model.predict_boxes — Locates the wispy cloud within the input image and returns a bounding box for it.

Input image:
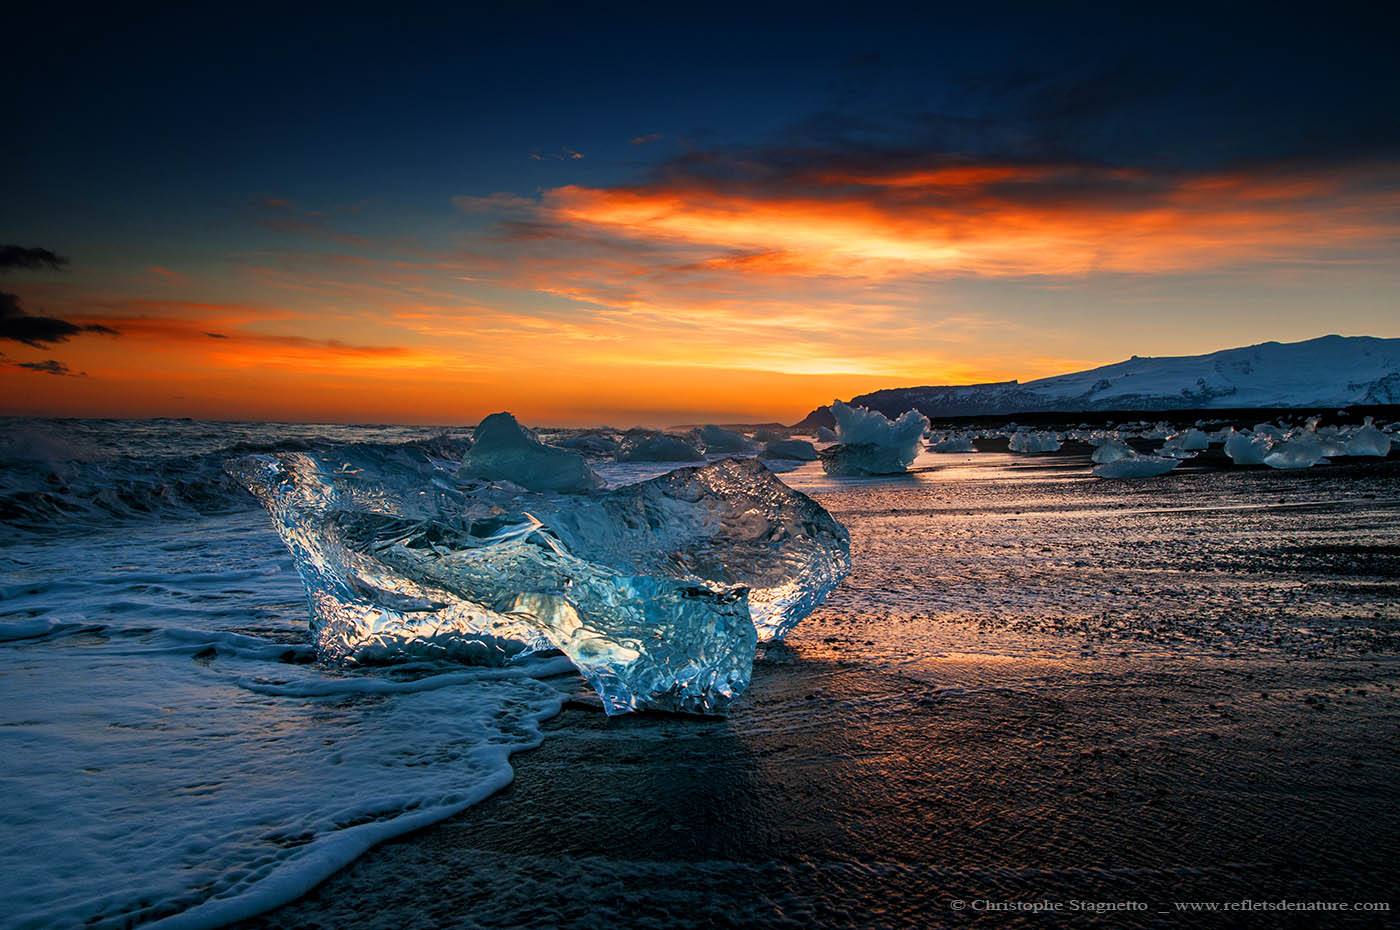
[0,246,68,272]
[0,292,119,347]
[14,358,82,376]
[529,147,585,161]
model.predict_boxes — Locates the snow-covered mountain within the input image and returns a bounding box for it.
[797,336,1400,425]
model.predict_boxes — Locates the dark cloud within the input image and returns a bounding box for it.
[16,359,81,376]
[0,291,119,347]
[0,245,69,272]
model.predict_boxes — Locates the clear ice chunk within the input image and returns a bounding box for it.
[1167,428,1210,451]
[554,430,622,457]
[1091,438,1135,463]
[1264,422,1327,470]
[462,412,602,492]
[227,449,849,714]
[761,438,818,460]
[699,425,760,453]
[1345,417,1392,457]
[1225,429,1272,465]
[821,401,928,475]
[617,429,706,462]
[928,434,975,453]
[1092,454,1180,478]
[1008,431,1062,453]
[819,443,912,476]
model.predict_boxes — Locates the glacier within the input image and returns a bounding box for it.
[227,446,849,715]
[820,401,930,476]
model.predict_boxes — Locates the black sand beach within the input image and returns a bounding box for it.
[237,452,1400,930]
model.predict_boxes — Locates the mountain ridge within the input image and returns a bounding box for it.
[794,335,1400,428]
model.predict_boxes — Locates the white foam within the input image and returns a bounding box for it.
[0,515,574,930]
[0,632,565,930]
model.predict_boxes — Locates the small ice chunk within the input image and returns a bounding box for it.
[555,430,621,456]
[818,444,909,476]
[617,429,706,462]
[1171,428,1210,451]
[761,438,818,460]
[1008,431,1062,454]
[751,428,788,443]
[1345,417,1392,457]
[1225,429,1272,465]
[462,412,602,492]
[928,434,975,453]
[1092,454,1180,478]
[1091,438,1135,463]
[699,425,760,453]
[1264,425,1327,470]
[819,401,929,476]
[816,426,837,442]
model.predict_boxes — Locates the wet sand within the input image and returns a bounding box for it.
[237,452,1400,929]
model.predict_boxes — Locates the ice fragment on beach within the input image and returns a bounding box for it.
[761,438,818,460]
[1168,428,1210,451]
[555,430,622,457]
[1225,429,1273,465]
[462,412,602,492]
[1345,417,1391,457]
[1264,422,1328,470]
[820,401,929,475]
[227,450,848,713]
[1092,454,1180,478]
[1091,438,1135,464]
[1008,431,1062,454]
[617,429,706,462]
[928,434,976,453]
[699,425,760,453]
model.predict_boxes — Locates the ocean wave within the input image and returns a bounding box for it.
[0,423,471,533]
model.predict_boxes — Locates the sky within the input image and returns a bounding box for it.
[3,3,1398,426]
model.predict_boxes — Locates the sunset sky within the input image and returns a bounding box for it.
[3,5,1398,426]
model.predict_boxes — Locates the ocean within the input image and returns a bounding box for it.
[2,419,1397,929]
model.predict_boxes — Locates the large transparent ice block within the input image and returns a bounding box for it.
[227,449,848,713]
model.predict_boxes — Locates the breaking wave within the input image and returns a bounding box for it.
[0,419,471,532]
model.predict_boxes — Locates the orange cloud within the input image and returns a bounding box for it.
[530,162,1400,280]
